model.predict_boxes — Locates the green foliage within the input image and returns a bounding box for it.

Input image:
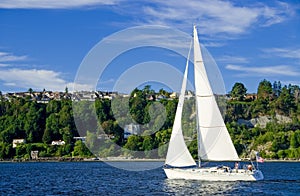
[72,140,92,157]
[230,82,247,101]
[0,81,300,160]
[257,79,273,101]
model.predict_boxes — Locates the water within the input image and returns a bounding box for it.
[1,161,300,195]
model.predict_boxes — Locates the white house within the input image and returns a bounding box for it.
[124,124,140,139]
[12,139,25,148]
[51,140,65,145]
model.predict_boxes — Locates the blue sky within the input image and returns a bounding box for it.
[0,0,299,93]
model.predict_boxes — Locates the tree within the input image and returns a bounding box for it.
[43,113,60,143]
[290,130,300,148]
[65,87,68,94]
[273,81,282,97]
[275,86,296,115]
[28,88,33,95]
[257,79,273,100]
[72,140,92,157]
[129,89,148,124]
[124,135,141,151]
[230,82,247,101]
[142,135,155,158]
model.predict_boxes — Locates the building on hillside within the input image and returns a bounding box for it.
[31,151,39,160]
[12,139,26,148]
[73,136,86,143]
[245,93,257,101]
[124,124,140,139]
[169,92,178,99]
[51,140,65,146]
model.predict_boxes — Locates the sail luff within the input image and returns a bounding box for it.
[193,26,240,161]
[165,41,196,167]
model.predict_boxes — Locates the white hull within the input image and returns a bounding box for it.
[164,167,264,181]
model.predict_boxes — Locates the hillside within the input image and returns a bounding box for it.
[0,80,299,160]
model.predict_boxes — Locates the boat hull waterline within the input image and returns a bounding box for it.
[164,167,264,181]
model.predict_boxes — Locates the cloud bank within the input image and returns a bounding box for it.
[0,0,294,37]
[0,0,119,9]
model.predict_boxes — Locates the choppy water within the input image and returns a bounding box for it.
[0,161,299,195]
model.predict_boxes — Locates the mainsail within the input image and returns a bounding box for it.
[165,42,196,167]
[193,26,240,161]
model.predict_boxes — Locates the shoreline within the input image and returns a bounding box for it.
[0,157,299,163]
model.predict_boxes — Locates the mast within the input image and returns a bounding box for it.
[193,26,202,167]
[196,90,201,167]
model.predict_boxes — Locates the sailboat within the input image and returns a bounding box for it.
[163,26,264,181]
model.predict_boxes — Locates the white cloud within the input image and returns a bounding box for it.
[0,52,27,62]
[0,0,293,38]
[67,82,94,92]
[0,68,90,91]
[137,0,293,36]
[0,63,11,67]
[259,1,295,27]
[0,50,94,92]
[226,64,300,77]
[217,55,249,64]
[262,48,300,60]
[0,0,119,9]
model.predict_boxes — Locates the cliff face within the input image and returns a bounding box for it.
[238,114,292,128]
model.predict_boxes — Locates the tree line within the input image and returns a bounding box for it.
[0,80,299,160]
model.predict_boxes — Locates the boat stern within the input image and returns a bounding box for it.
[253,170,264,181]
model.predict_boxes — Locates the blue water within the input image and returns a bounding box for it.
[1,161,300,195]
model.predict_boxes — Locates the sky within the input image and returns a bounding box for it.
[0,0,299,93]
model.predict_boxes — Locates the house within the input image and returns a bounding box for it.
[169,92,178,99]
[124,124,140,139]
[31,151,39,159]
[97,134,115,140]
[12,139,25,148]
[245,93,257,101]
[73,136,86,143]
[51,140,65,145]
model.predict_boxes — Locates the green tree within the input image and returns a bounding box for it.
[124,135,141,151]
[230,82,247,101]
[72,140,92,157]
[275,86,296,115]
[129,89,148,124]
[43,113,60,143]
[142,135,155,158]
[257,79,273,101]
[28,88,33,95]
[290,130,300,148]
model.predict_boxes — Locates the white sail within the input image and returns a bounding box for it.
[165,43,196,167]
[164,26,263,181]
[193,26,240,161]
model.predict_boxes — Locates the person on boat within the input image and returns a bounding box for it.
[247,164,253,172]
[224,167,229,172]
[234,162,239,172]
